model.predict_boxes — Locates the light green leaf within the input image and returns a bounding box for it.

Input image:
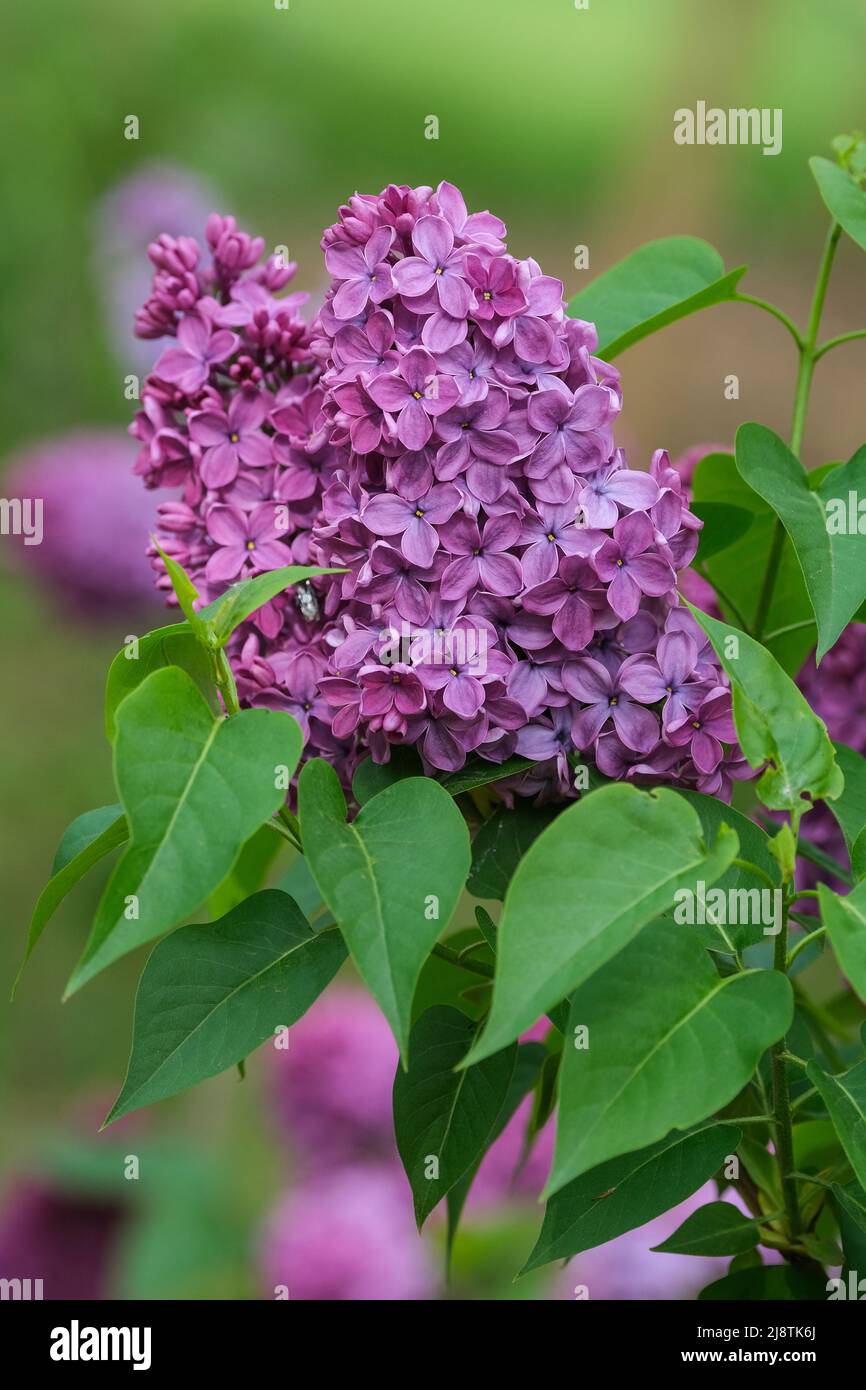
[819,882,866,1003]
[522,1123,740,1271]
[673,791,780,953]
[651,1200,759,1256]
[152,540,209,638]
[811,156,866,254]
[105,890,345,1124]
[198,566,338,645]
[392,1006,517,1227]
[567,236,746,358]
[464,784,739,1066]
[15,807,127,992]
[67,667,302,994]
[807,1049,866,1190]
[691,452,815,677]
[298,760,471,1060]
[104,623,218,743]
[826,743,866,857]
[734,424,866,661]
[686,603,843,811]
[467,802,559,900]
[548,918,793,1193]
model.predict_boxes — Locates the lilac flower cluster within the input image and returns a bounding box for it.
[130,214,357,778]
[133,186,748,799]
[308,184,746,798]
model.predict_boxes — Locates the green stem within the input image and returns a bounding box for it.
[735,293,803,348]
[432,942,494,980]
[687,570,749,632]
[215,648,241,716]
[753,221,842,640]
[770,891,802,1239]
[814,328,866,361]
[761,618,816,643]
[787,924,826,966]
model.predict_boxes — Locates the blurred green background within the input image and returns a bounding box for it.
[1,0,865,1297]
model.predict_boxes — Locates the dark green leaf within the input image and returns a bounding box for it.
[832,1181,866,1273]
[438,754,534,796]
[474,906,498,951]
[698,1265,828,1300]
[104,623,218,742]
[464,784,738,1065]
[567,236,746,358]
[691,502,753,561]
[651,1200,758,1256]
[299,760,471,1060]
[467,802,559,900]
[67,667,302,994]
[351,748,423,805]
[15,807,127,991]
[106,890,346,1123]
[393,1006,517,1227]
[735,424,866,661]
[548,918,793,1192]
[522,1123,740,1271]
[686,603,843,811]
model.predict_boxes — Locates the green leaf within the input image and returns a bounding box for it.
[674,790,780,953]
[853,827,866,882]
[392,1006,517,1227]
[522,1123,740,1271]
[567,236,746,358]
[15,807,128,992]
[464,784,739,1065]
[67,667,302,994]
[698,1265,828,1300]
[686,603,843,811]
[298,760,471,1060]
[351,748,423,805]
[275,854,325,921]
[446,1041,546,1256]
[152,540,209,639]
[811,156,866,254]
[827,743,866,856]
[208,824,284,919]
[104,623,219,743]
[105,890,345,1124]
[651,1200,758,1256]
[807,1050,866,1190]
[548,918,793,1193]
[473,906,498,951]
[735,424,866,661]
[832,1181,866,1273]
[691,502,753,562]
[467,802,559,900]
[691,452,816,676]
[438,754,534,796]
[818,881,866,1003]
[198,566,338,646]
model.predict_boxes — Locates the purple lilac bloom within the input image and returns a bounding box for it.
[0,1182,126,1301]
[3,431,165,619]
[131,190,748,802]
[258,1166,437,1301]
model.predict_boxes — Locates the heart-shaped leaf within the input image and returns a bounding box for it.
[105,623,218,742]
[393,1006,517,1227]
[105,890,345,1124]
[522,1122,740,1271]
[464,784,738,1066]
[548,918,793,1193]
[467,802,560,900]
[567,236,746,358]
[67,667,302,994]
[811,156,866,254]
[298,760,471,1060]
[735,423,866,661]
[686,604,843,811]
